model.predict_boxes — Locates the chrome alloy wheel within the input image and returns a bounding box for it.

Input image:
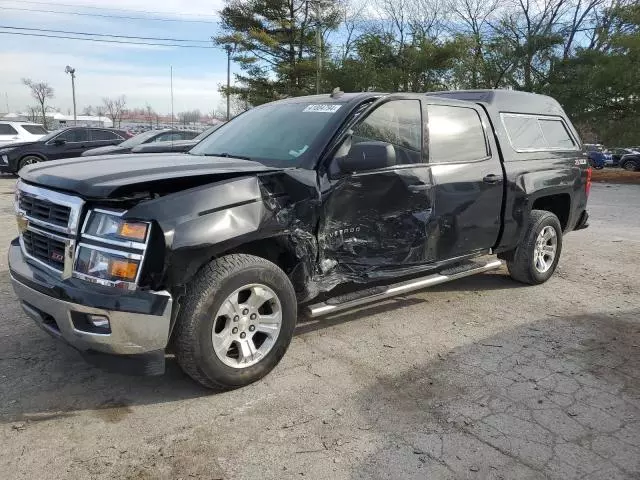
[211,284,283,368]
[533,226,558,273]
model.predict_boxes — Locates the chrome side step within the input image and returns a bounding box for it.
[306,259,503,318]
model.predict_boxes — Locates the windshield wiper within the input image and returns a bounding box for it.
[199,152,252,161]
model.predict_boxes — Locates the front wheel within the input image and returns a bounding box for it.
[174,254,297,390]
[507,210,563,285]
[18,155,42,171]
[622,159,639,171]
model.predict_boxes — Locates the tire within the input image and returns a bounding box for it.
[621,159,639,172]
[18,155,42,171]
[174,254,297,390]
[507,210,563,285]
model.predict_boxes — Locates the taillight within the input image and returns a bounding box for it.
[586,167,592,197]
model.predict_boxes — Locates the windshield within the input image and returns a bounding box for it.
[190,101,345,166]
[119,130,161,147]
[193,124,223,142]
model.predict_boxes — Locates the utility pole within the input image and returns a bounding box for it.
[170,65,174,129]
[4,92,8,113]
[65,66,77,125]
[315,1,322,94]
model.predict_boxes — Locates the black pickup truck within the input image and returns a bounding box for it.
[9,90,590,389]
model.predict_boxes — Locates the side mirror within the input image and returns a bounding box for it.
[53,138,66,146]
[338,141,396,173]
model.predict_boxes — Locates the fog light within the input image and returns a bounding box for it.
[88,315,110,329]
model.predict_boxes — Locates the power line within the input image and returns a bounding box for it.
[1,6,219,24]
[0,25,212,43]
[0,0,219,19]
[0,30,221,49]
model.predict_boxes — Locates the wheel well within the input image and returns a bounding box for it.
[223,238,296,270]
[531,194,571,230]
[19,153,46,164]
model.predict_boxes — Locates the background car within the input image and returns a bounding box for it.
[584,144,609,169]
[130,124,224,154]
[619,150,640,171]
[0,121,48,144]
[0,126,130,173]
[607,148,638,166]
[81,129,199,157]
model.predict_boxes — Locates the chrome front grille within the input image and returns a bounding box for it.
[19,194,71,228]
[22,229,67,270]
[15,181,85,278]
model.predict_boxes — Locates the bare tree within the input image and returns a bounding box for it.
[102,96,127,128]
[21,78,54,129]
[82,105,94,116]
[25,106,41,123]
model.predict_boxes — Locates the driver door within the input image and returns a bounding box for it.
[318,96,437,278]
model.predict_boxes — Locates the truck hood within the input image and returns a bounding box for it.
[19,153,280,198]
[81,145,129,156]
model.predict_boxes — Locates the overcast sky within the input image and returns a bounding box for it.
[1,0,231,115]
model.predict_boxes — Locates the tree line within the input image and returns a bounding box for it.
[216,0,639,145]
[20,82,216,130]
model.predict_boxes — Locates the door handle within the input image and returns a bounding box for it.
[408,183,430,192]
[483,174,502,184]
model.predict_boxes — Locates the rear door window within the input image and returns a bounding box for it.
[20,125,47,135]
[0,124,18,135]
[90,129,121,141]
[427,105,488,163]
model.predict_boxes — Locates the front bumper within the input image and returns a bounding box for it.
[9,240,173,372]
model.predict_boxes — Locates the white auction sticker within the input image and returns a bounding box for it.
[303,104,342,113]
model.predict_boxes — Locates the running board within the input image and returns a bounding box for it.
[306,259,503,318]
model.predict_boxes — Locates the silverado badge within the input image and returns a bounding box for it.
[16,214,28,234]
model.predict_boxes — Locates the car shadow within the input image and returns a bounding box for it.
[0,271,525,424]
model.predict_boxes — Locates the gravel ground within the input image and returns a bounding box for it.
[0,177,638,480]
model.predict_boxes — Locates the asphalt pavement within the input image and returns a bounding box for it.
[0,177,638,479]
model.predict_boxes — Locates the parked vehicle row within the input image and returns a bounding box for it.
[585,144,640,171]
[9,89,591,390]
[0,127,201,173]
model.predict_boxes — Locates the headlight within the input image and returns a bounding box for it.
[74,246,142,287]
[83,210,149,243]
[73,209,151,290]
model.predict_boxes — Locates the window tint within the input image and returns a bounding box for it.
[181,131,199,140]
[428,105,488,163]
[539,119,575,149]
[155,132,182,142]
[90,129,120,141]
[21,125,47,135]
[352,100,422,164]
[55,128,89,142]
[502,114,576,151]
[0,124,18,135]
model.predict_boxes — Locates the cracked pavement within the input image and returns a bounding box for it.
[0,178,638,479]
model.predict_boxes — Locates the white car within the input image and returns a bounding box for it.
[0,121,48,144]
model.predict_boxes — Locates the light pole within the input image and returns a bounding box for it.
[65,65,77,125]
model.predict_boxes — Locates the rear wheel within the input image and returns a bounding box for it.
[507,210,563,285]
[18,155,41,171]
[174,254,297,390]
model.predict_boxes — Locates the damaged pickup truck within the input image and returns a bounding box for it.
[9,89,590,389]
